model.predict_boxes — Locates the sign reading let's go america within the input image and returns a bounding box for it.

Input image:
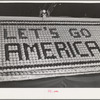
[1,17,100,81]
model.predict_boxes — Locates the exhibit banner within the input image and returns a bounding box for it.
[0,17,100,81]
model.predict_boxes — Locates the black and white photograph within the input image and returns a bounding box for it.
[1,1,100,88]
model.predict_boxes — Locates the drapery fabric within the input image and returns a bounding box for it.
[0,74,100,87]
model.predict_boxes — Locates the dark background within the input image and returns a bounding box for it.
[0,3,100,18]
[0,3,100,87]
